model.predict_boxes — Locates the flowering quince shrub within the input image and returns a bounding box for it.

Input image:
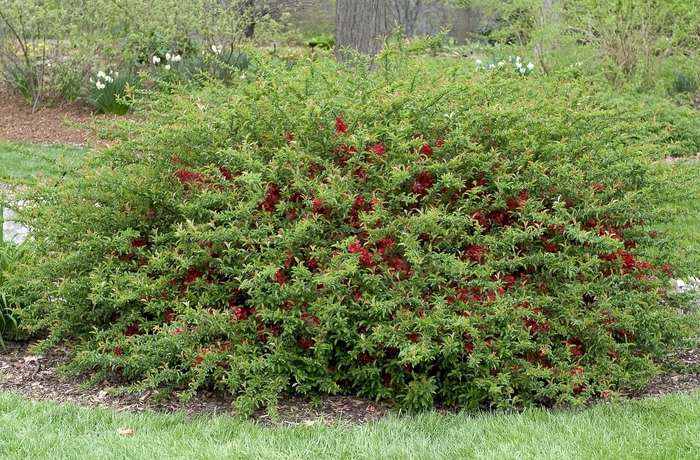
[7,41,697,415]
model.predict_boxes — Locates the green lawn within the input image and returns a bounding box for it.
[0,141,89,184]
[0,390,698,459]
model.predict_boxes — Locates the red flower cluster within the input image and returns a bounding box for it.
[368,143,385,156]
[335,117,348,134]
[297,336,315,349]
[175,169,205,183]
[418,143,432,158]
[412,171,434,196]
[261,183,282,212]
[349,240,375,267]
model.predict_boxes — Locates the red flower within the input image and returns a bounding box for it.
[369,143,385,156]
[123,324,141,336]
[335,117,348,134]
[274,269,288,285]
[231,307,249,320]
[261,183,282,212]
[183,268,202,284]
[567,337,585,356]
[601,389,611,399]
[418,143,432,158]
[406,333,419,342]
[353,167,366,180]
[131,238,150,249]
[284,131,294,142]
[312,198,324,212]
[464,342,475,354]
[301,313,321,326]
[436,138,445,148]
[113,347,123,356]
[164,308,176,323]
[175,169,205,183]
[219,167,232,180]
[305,258,320,271]
[463,245,485,263]
[387,255,411,279]
[572,367,584,376]
[411,171,434,196]
[298,336,315,349]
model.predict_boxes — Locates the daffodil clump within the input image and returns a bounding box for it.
[85,68,138,115]
[475,56,536,76]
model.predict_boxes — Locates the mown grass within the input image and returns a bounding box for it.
[649,160,700,277]
[0,141,88,184]
[0,390,699,459]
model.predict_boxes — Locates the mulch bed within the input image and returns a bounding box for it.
[0,340,392,426]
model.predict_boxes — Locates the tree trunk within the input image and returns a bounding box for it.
[335,0,389,62]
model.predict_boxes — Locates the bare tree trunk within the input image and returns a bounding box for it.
[389,0,423,37]
[335,0,389,62]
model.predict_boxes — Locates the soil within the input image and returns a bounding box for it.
[1,82,700,426]
[0,84,96,146]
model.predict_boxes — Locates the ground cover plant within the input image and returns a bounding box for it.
[6,39,699,416]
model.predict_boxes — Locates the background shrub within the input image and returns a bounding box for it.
[7,42,696,415]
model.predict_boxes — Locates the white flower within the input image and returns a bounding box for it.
[211,44,222,54]
[166,52,171,61]
[152,55,161,65]
[515,56,521,62]
[104,75,113,83]
[475,59,482,65]
[96,81,105,90]
[489,63,495,69]
[165,64,171,70]
[526,62,535,71]
[519,67,526,74]
[97,71,106,78]
[172,54,181,62]
[115,71,119,76]
[498,61,505,66]
[575,61,583,67]
[516,61,522,68]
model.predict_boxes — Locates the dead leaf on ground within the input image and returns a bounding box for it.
[116,428,134,436]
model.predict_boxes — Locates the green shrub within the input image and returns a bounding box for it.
[8,43,696,415]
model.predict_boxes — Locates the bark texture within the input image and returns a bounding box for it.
[335,0,389,62]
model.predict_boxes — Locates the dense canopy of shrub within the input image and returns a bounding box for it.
[8,44,695,415]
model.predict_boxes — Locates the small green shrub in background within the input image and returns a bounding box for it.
[85,68,138,115]
[7,40,698,416]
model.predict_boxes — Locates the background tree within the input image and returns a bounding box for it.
[335,0,390,61]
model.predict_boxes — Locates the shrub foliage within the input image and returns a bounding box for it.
[8,45,694,415]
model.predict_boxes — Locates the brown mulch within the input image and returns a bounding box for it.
[2,81,700,426]
[0,85,95,145]
[0,340,392,425]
